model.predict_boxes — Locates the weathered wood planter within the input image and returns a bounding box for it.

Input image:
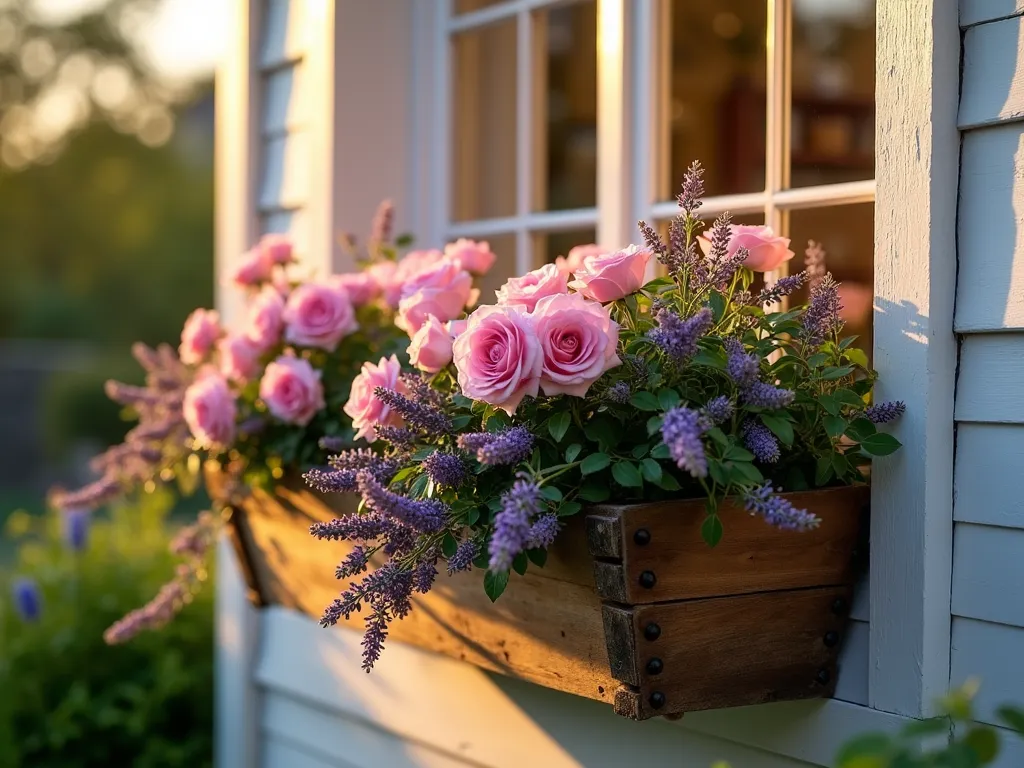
[211,467,867,721]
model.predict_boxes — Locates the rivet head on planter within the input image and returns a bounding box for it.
[633,528,651,546]
[646,657,664,675]
[816,669,831,685]
[649,692,666,709]
[823,631,840,648]
[639,570,657,589]
[644,622,661,641]
[831,597,848,616]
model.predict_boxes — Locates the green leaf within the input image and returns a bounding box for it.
[964,726,1000,763]
[412,447,436,461]
[845,417,877,442]
[653,472,681,491]
[706,426,730,446]
[467,507,481,526]
[725,445,755,462]
[997,706,1024,734]
[821,365,855,381]
[760,414,794,446]
[708,459,727,486]
[409,474,429,498]
[557,501,583,517]
[527,548,548,567]
[578,483,609,503]
[441,533,458,558]
[658,388,681,411]
[815,456,835,486]
[612,461,643,488]
[547,412,571,442]
[844,347,870,369]
[631,443,650,459]
[640,458,663,483]
[390,466,418,484]
[835,388,866,408]
[808,352,830,368]
[818,393,840,415]
[834,733,892,767]
[642,276,674,292]
[565,443,583,463]
[900,716,949,738]
[650,443,671,460]
[584,416,621,450]
[730,461,764,485]
[451,414,473,430]
[581,452,611,475]
[709,291,727,323]
[540,485,563,502]
[824,414,848,439]
[693,348,726,369]
[860,433,902,457]
[483,569,510,602]
[512,552,529,576]
[630,391,661,411]
[701,515,724,547]
[646,415,664,437]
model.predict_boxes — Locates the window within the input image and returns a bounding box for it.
[437,0,875,348]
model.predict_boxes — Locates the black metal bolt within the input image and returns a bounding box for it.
[823,631,840,648]
[644,622,661,641]
[815,668,831,685]
[646,657,664,675]
[831,597,848,616]
[649,692,666,709]
[639,570,657,589]
[633,528,651,546]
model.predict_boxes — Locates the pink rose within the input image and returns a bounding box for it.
[495,263,568,312]
[408,315,454,374]
[555,244,606,277]
[444,238,496,275]
[283,282,357,351]
[568,245,652,303]
[259,355,325,426]
[453,304,542,415]
[343,355,409,442]
[179,309,222,365]
[258,233,294,266]
[447,318,467,337]
[183,372,237,449]
[244,286,286,352]
[329,272,378,306]
[532,293,621,397]
[232,250,274,287]
[379,249,446,307]
[838,281,874,324]
[698,225,795,273]
[396,258,474,333]
[366,261,397,304]
[218,333,261,382]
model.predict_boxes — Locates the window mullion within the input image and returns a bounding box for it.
[434,0,453,246]
[631,0,657,237]
[515,7,533,275]
[596,0,632,249]
[765,0,792,298]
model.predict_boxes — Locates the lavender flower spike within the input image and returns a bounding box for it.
[489,478,544,571]
[661,407,709,478]
[742,420,781,464]
[756,272,807,306]
[373,387,453,434]
[422,451,467,489]
[525,514,560,550]
[725,339,759,387]
[458,426,534,467]
[677,160,706,215]
[802,273,843,344]
[743,484,820,532]
[648,307,714,362]
[702,396,734,426]
[447,539,479,574]
[356,470,447,533]
[741,381,796,410]
[63,508,90,552]
[606,381,631,404]
[865,401,906,424]
[12,577,42,622]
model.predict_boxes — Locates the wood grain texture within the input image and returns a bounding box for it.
[955,335,1024,423]
[951,523,1024,626]
[588,487,867,604]
[960,17,1024,128]
[954,424,1024,527]
[950,618,1024,727]
[962,0,1024,26]
[955,125,1024,332]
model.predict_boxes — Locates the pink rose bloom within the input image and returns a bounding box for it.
[379,249,446,307]
[179,309,222,365]
[408,315,454,374]
[555,244,606,277]
[495,263,568,312]
[244,285,286,352]
[444,238,496,276]
[698,224,795,273]
[283,282,357,351]
[218,333,261,382]
[838,281,874,324]
[453,304,542,415]
[259,355,325,426]
[258,233,294,266]
[396,258,474,333]
[343,355,409,442]
[366,261,397,304]
[329,272,378,306]
[183,372,237,449]
[447,318,468,337]
[568,245,652,303]
[232,250,274,287]
[532,293,621,397]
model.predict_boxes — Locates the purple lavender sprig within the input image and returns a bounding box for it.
[756,272,808,306]
[702,396,734,426]
[305,450,401,494]
[661,407,710,478]
[677,160,705,215]
[741,381,796,409]
[12,578,41,623]
[865,401,906,424]
[742,420,781,464]
[369,198,394,247]
[374,387,452,434]
[458,426,534,467]
[422,451,467,489]
[62,508,90,552]
[489,478,544,571]
[803,273,843,344]
[725,339,759,387]
[606,381,632,404]
[447,539,479,574]
[104,575,190,643]
[648,307,714,362]
[742,484,820,531]
[310,513,389,542]
[525,514,560,550]
[356,470,446,533]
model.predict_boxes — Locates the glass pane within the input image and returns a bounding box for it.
[474,233,519,303]
[532,228,598,269]
[789,0,875,187]
[787,204,875,357]
[452,21,518,221]
[663,0,767,199]
[534,2,597,211]
[455,0,511,14]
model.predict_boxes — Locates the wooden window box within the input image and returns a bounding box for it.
[210,467,867,720]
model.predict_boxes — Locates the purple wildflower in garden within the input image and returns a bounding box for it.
[742,420,781,464]
[447,539,479,574]
[756,272,808,306]
[52,473,121,513]
[369,198,394,247]
[639,219,668,262]
[742,484,820,532]
[374,387,452,434]
[375,425,416,447]
[412,560,438,594]
[422,451,466,489]
[62,508,90,552]
[661,407,709,478]
[489,478,544,571]
[104,577,189,643]
[458,426,534,467]
[335,562,416,670]
[741,381,796,409]
[305,450,400,494]
[802,274,843,344]
[169,511,215,559]
[356,470,446,533]
[310,513,388,543]
[318,435,348,453]
[304,467,362,493]
[702,396,734,426]
[648,307,714,362]
[677,160,705,215]
[606,381,632,404]
[525,514,560,550]
[725,339,759,386]
[865,401,906,424]
[336,546,371,579]
[12,577,41,623]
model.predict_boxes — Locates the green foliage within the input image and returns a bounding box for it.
[0,490,214,768]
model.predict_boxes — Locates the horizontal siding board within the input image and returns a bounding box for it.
[954,335,1024,423]
[835,619,869,706]
[960,17,1024,128]
[262,63,307,137]
[263,734,355,768]
[259,132,309,211]
[961,0,1024,26]
[952,524,1024,626]
[951,618,1024,726]
[955,424,1024,527]
[955,125,1024,331]
[260,0,308,70]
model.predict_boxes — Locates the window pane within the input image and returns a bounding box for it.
[452,21,518,221]
[789,1,875,188]
[532,228,598,268]
[787,204,874,357]
[474,233,518,302]
[534,2,597,212]
[455,0,511,14]
[663,0,767,199]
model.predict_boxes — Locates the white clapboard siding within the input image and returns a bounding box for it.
[261,0,308,70]
[960,16,1024,128]
[258,132,310,212]
[955,124,1024,332]
[954,424,1024,527]
[262,62,308,137]
[951,618,1024,726]
[961,0,1024,27]
[954,335,1024,423]
[952,524,1024,626]
[835,620,869,706]
[263,735,353,768]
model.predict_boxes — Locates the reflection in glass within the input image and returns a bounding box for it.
[663,0,767,198]
[452,21,517,221]
[532,229,598,269]
[536,2,597,211]
[472,233,518,302]
[790,0,875,187]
